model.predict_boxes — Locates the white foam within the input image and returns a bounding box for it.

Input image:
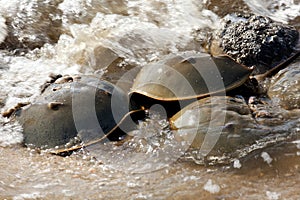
[245,0,300,23]
[0,56,80,112]
[173,110,199,128]
[13,192,44,200]
[203,179,220,194]
[50,0,222,68]
[0,0,19,17]
[266,191,281,200]
[0,15,6,44]
[292,140,300,149]
[233,159,242,169]
[0,117,23,147]
[261,152,273,165]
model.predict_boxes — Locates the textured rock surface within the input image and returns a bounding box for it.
[0,0,63,52]
[219,13,299,74]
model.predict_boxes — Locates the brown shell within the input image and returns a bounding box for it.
[130,53,253,101]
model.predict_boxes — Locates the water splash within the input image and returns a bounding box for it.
[0,55,80,112]
[0,116,23,147]
[245,0,300,24]
[31,0,221,70]
[0,15,7,44]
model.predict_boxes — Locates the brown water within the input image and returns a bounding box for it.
[0,0,300,199]
[0,140,300,199]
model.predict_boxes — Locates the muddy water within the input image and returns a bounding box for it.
[0,0,300,199]
[0,140,300,199]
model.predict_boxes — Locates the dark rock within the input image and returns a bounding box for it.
[219,13,299,74]
[0,0,63,53]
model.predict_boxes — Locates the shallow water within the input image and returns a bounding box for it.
[0,0,300,199]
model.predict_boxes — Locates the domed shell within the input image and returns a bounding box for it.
[130,53,253,101]
[15,75,134,149]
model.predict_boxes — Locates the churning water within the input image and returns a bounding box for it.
[0,0,299,199]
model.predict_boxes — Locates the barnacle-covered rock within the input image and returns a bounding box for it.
[219,13,299,74]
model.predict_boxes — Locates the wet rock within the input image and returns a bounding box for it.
[268,59,300,110]
[58,0,128,25]
[170,96,267,156]
[91,45,137,87]
[91,46,123,71]
[14,75,133,149]
[0,0,63,53]
[219,13,299,74]
[248,96,300,126]
[204,0,250,18]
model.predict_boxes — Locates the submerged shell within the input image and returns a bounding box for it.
[169,96,279,161]
[268,59,300,110]
[130,53,252,101]
[15,75,134,149]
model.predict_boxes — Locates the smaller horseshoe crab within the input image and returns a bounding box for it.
[129,53,253,117]
[131,54,252,100]
[10,75,143,150]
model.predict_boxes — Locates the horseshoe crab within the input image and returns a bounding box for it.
[129,53,255,119]
[5,13,299,160]
[11,75,143,150]
[129,50,299,117]
[12,53,256,153]
[130,13,299,116]
[126,14,300,162]
[127,51,299,163]
[130,54,252,101]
